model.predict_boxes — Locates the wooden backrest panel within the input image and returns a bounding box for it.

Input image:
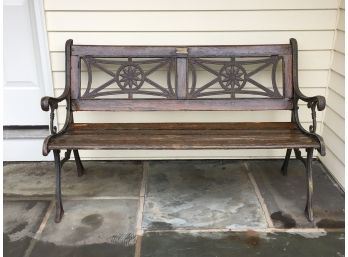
[69,42,294,111]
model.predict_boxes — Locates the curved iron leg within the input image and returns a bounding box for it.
[305,148,314,222]
[73,149,84,177]
[281,148,292,176]
[53,150,64,223]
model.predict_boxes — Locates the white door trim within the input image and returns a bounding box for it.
[29,0,53,98]
[3,0,54,160]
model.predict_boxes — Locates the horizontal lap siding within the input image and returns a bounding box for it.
[43,0,338,160]
[320,1,345,188]
[45,11,337,31]
[44,0,338,10]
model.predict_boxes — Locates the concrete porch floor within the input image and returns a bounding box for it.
[3,159,345,257]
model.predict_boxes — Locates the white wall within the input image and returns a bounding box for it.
[43,0,341,161]
[320,0,345,188]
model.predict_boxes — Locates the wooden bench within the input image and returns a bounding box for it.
[41,38,326,223]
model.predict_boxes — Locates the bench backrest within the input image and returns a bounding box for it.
[66,40,296,112]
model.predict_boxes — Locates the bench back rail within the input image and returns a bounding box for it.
[68,43,293,111]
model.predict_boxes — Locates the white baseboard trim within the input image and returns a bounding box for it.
[4,138,53,161]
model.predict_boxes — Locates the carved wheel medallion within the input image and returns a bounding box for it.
[218,63,247,91]
[116,64,145,90]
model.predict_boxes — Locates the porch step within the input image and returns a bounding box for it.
[3,126,49,140]
[4,126,52,161]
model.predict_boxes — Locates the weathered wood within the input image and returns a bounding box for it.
[176,57,188,99]
[70,43,293,102]
[72,45,177,57]
[48,122,319,151]
[69,122,298,130]
[72,44,291,57]
[72,99,293,111]
[283,54,293,98]
[70,56,81,99]
[188,45,291,57]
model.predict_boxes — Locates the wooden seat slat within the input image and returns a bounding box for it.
[48,122,319,150]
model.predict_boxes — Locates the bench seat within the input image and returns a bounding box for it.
[48,122,320,150]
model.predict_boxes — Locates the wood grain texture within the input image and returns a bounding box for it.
[48,122,320,150]
[71,99,293,111]
[72,45,291,57]
[70,56,80,99]
[176,57,188,99]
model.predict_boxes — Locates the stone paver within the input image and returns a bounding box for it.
[29,199,138,257]
[4,200,50,257]
[141,231,345,257]
[4,161,143,197]
[143,160,267,230]
[3,160,345,257]
[248,160,345,228]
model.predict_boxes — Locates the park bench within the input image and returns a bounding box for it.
[41,39,325,223]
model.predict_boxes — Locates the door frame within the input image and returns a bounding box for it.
[29,0,54,100]
[3,0,54,161]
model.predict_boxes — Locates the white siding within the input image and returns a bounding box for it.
[320,1,345,188]
[43,0,341,161]
[44,0,338,10]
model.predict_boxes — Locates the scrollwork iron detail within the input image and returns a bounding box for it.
[218,63,247,91]
[81,57,176,99]
[188,56,283,99]
[290,38,326,156]
[115,63,145,91]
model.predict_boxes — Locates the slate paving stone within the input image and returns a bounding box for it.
[29,199,138,257]
[247,159,345,228]
[3,160,345,257]
[3,200,50,257]
[4,161,143,197]
[141,231,345,257]
[143,160,267,230]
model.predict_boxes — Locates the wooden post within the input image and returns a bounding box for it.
[176,47,188,99]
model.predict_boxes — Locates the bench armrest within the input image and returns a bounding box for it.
[294,91,326,111]
[290,38,326,156]
[293,93,326,156]
[41,94,68,112]
[294,86,326,131]
[42,40,74,155]
[41,93,72,156]
[41,87,71,132]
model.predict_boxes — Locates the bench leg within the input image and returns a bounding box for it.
[281,148,292,176]
[294,148,306,166]
[305,148,314,222]
[73,149,84,177]
[53,150,64,223]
